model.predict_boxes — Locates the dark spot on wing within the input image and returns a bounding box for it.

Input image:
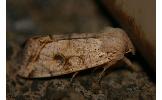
[63,57,72,71]
[53,53,65,65]
[28,69,35,78]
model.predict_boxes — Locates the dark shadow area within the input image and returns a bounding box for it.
[127,51,156,83]
[95,0,156,83]
[94,0,120,27]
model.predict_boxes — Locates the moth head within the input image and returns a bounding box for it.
[110,27,135,55]
[125,37,135,55]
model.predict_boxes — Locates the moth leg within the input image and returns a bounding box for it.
[98,65,111,83]
[123,57,136,71]
[70,72,79,83]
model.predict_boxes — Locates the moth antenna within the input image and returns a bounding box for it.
[70,72,79,83]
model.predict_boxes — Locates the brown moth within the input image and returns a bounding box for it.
[18,27,135,79]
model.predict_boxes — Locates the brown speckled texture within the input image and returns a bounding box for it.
[7,0,155,100]
[18,28,135,78]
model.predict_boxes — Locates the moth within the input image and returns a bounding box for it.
[18,27,135,81]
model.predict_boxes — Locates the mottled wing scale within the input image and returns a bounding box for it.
[18,27,135,78]
[27,37,109,77]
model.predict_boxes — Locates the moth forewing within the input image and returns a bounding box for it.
[18,27,135,78]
